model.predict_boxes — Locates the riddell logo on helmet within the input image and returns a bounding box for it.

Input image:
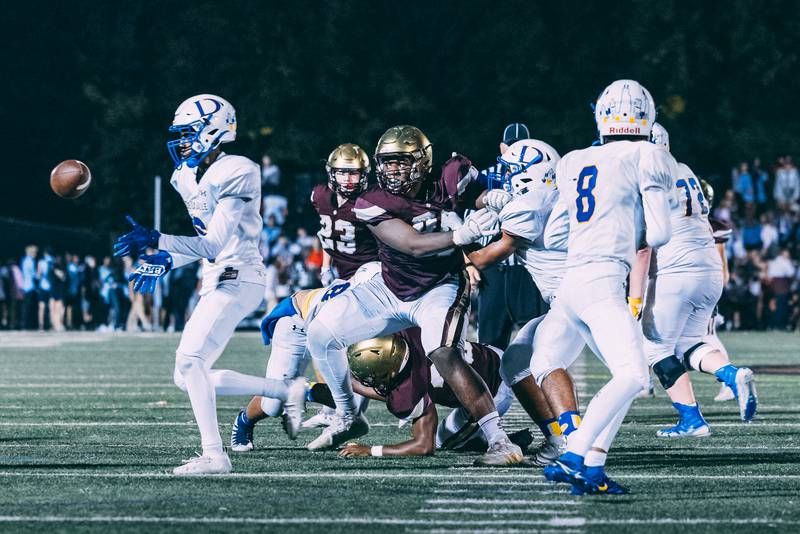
[608,125,642,135]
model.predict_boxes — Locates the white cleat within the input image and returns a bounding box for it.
[473,437,524,467]
[307,413,370,451]
[530,435,567,467]
[734,368,758,422]
[281,378,307,440]
[714,383,735,402]
[302,409,337,429]
[172,453,232,476]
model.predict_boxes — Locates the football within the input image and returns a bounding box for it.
[50,159,92,199]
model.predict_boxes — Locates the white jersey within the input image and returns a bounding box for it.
[557,140,677,271]
[161,153,264,293]
[651,162,721,276]
[294,261,382,325]
[498,188,568,302]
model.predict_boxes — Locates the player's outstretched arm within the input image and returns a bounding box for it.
[467,231,523,270]
[158,197,246,259]
[339,402,438,458]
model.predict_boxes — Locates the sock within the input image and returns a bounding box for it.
[209,369,288,400]
[238,411,252,427]
[478,411,507,446]
[559,451,584,470]
[714,364,739,391]
[584,449,607,467]
[584,464,606,482]
[306,382,318,402]
[558,411,581,437]
[537,417,560,439]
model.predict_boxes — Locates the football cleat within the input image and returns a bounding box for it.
[230,410,254,452]
[714,383,735,402]
[172,453,232,476]
[543,453,585,487]
[734,368,758,422]
[656,419,711,438]
[281,377,308,440]
[302,408,337,429]
[307,413,370,451]
[473,437,524,467]
[529,434,567,467]
[572,468,629,496]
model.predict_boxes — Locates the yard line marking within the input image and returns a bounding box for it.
[425,498,578,506]
[431,489,567,495]
[419,508,578,516]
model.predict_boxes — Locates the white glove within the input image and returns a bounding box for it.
[440,210,464,231]
[320,269,335,286]
[484,189,512,212]
[452,208,500,246]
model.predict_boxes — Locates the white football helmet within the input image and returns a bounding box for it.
[650,122,670,151]
[167,94,237,168]
[498,139,560,196]
[594,79,656,140]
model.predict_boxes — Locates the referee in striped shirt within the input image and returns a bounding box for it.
[473,123,547,350]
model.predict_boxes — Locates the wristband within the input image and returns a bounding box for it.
[370,445,384,457]
[464,262,474,268]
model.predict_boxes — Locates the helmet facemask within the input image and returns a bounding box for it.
[376,154,426,196]
[167,94,236,169]
[328,167,369,199]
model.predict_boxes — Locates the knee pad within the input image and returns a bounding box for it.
[306,320,345,362]
[652,355,687,390]
[681,342,718,372]
[260,397,283,418]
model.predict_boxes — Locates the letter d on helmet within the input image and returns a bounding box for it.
[167,94,237,169]
[594,79,656,140]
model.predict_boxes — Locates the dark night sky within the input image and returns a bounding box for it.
[3,0,800,240]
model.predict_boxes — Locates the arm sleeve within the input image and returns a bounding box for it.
[639,146,675,248]
[158,197,247,259]
[170,252,200,269]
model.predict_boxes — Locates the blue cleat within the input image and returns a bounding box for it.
[657,402,711,438]
[231,410,255,452]
[734,368,758,422]
[543,452,586,488]
[572,466,629,495]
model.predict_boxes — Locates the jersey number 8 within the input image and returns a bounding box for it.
[318,215,356,254]
[576,165,598,223]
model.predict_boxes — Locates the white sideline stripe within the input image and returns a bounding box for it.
[1,471,797,481]
[426,498,578,506]
[419,508,577,516]
[0,516,797,527]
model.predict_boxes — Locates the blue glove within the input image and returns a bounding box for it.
[260,296,299,345]
[114,216,161,257]
[129,251,172,294]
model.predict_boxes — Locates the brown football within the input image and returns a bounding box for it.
[50,160,92,199]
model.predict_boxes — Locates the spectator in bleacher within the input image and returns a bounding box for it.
[20,245,38,330]
[5,258,23,329]
[49,254,66,332]
[734,162,755,206]
[752,157,769,211]
[36,247,54,331]
[65,254,82,330]
[82,255,103,330]
[261,154,281,190]
[774,156,800,210]
[260,215,282,260]
[760,213,779,253]
[766,248,796,330]
[741,210,763,251]
[125,255,152,332]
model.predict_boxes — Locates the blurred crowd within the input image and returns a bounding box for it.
[715,155,800,331]
[2,153,799,333]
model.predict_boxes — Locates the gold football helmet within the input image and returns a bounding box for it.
[374,125,432,196]
[700,178,714,206]
[326,143,371,198]
[347,334,410,396]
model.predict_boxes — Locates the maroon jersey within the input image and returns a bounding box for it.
[709,217,733,244]
[310,184,378,279]
[353,155,483,301]
[385,328,502,419]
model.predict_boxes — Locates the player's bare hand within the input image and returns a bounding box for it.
[465,264,481,289]
[339,443,372,457]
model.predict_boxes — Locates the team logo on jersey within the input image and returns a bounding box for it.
[192,216,208,236]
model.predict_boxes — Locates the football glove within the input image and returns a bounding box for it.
[129,251,172,294]
[440,210,464,232]
[113,215,161,257]
[452,208,499,246]
[628,297,643,320]
[484,189,512,212]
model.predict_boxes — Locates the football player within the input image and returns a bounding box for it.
[305,125,525,465]
[466,138,583,466]
[627,123,757,437]
[540,80,676,494]
[230,143,379,442]
[113,95,305,475]
[333,333,521,458]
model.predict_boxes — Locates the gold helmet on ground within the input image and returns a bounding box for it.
[326,143,371,198]
[347,334,410,396]
[374,125,433,196]
[700,178,714,206]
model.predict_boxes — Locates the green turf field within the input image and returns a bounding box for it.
[0,331,798,533]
